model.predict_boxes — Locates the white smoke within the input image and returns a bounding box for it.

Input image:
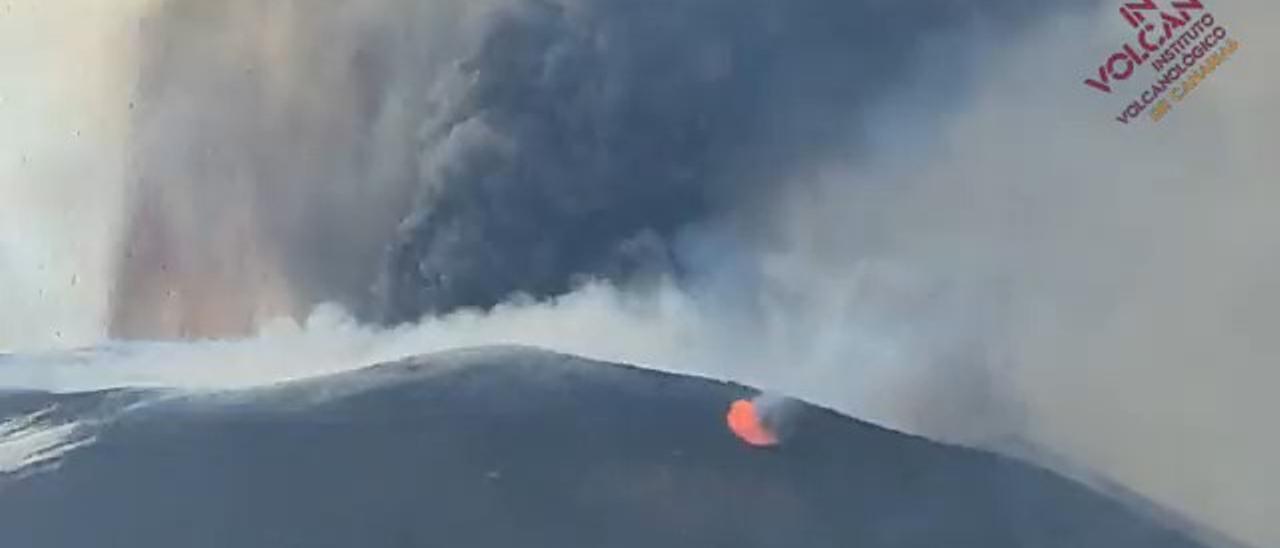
[750,3,1280,544]
[0,0,159,351]
[1,1,1278,546]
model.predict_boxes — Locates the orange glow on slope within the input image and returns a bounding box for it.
[726,399,779,447]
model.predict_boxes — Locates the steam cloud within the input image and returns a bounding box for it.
[2,0,1278,546]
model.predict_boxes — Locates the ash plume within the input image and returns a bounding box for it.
[376,0,1080,322]
[111,0,1082,335]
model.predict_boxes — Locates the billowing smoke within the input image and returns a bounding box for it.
[110,0,1077,335]
[2,0,1278,546]
[376,0,1075,322]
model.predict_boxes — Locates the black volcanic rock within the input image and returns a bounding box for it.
[0,347,1203,547]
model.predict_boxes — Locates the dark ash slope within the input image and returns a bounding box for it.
[0,347,1202,548]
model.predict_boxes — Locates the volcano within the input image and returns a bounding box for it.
[0,346,1204,547]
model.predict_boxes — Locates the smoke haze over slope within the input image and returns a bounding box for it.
[2,0,1278,545]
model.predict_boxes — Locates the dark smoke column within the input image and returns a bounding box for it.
[378,0,729,321]
[377,0,1084,323]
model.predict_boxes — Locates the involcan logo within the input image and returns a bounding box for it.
[1083,0,1241,124]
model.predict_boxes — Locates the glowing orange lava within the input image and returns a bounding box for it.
[726,399,779,447]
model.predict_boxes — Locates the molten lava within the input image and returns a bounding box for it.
[726,399,779,447]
